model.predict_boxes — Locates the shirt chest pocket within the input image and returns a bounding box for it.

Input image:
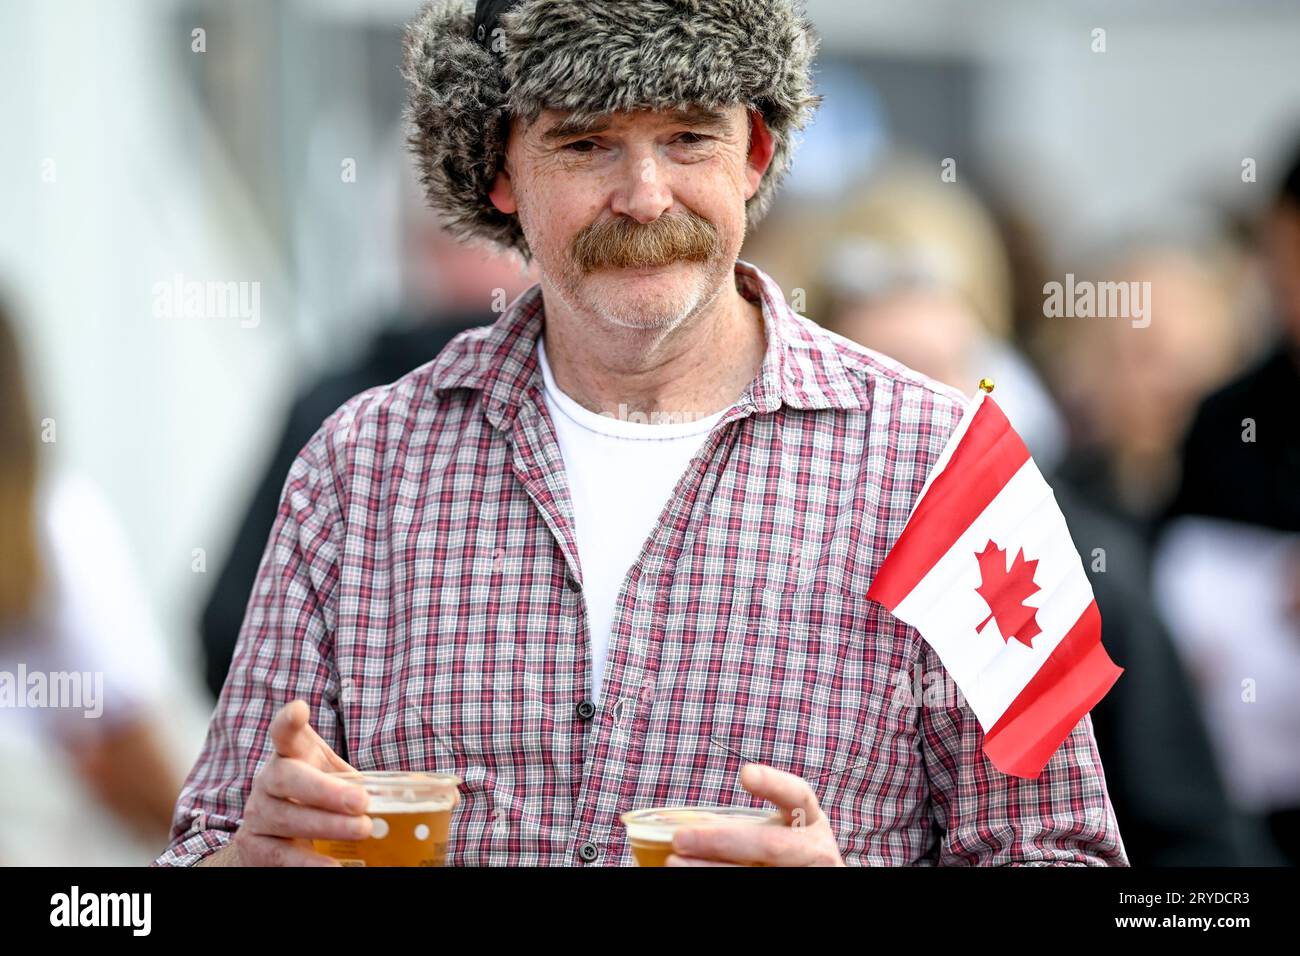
[692,587,908,789]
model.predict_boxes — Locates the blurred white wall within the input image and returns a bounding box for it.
[0,0,303,755]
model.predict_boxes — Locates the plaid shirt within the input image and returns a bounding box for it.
[156,259,1127,867]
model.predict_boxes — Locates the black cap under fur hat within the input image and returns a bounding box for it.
[401,0,823,262]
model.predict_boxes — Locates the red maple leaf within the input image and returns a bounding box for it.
[974,540,1041,648]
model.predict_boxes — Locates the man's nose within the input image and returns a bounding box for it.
[610,153,673,223]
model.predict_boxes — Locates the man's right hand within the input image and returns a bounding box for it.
[200,699,369,866]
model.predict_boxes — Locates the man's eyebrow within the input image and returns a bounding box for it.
[540,106,733,143]
[667,106,733,132]
[541,115,613,142]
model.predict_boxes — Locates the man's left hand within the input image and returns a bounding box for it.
[666,764,846,866]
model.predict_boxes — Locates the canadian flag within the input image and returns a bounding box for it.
[867,391,1123,779]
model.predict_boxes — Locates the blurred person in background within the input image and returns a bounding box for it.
[1039,227,1250,542]
[801,170,1245,865]
[1166,141,1300,534]
[0,295,183,864]
[198,162,537,699]
[804,161,1069,472]
[1156,136,1300,866]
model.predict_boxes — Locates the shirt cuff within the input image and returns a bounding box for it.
[151,826,233,867]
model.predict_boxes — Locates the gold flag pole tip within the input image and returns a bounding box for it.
[977,377,995,394]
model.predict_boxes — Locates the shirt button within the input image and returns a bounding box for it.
[566,573,582,593]
[578,841,599,863]
[575,699,596,720]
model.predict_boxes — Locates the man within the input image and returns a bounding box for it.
[155,0,1126,867]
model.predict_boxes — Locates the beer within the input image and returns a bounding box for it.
[313,770,461,867]
[620,806,784,867]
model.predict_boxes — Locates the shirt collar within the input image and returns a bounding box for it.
[429,258,865,431]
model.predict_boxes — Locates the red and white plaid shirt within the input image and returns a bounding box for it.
[156,259,1127,866]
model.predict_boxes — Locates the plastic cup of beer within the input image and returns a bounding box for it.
[313,770,462,867]
[621,806,784,867]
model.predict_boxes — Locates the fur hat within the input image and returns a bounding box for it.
[401,0,823,262]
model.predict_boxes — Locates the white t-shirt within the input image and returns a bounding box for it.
[536,337,726,704]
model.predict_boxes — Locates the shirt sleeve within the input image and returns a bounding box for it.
[916,638,1130,866]
[152,422,347,866]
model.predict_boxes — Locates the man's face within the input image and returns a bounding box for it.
[488,103,773,331]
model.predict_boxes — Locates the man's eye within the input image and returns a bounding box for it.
[675,132,708,145]
[564,140,599,153]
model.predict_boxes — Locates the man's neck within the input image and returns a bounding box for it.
[538,271,767,421]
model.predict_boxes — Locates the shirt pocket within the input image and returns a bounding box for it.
[702,586,908,789]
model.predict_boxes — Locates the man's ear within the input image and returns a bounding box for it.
[744,109,776,200]
[489,165,517,215]
[490,119,522,214]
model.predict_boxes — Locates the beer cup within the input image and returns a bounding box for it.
[620,806,784,866]
[313,770,462,867]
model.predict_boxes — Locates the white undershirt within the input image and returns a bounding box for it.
[536,337,726,704]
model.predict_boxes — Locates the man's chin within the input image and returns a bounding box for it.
[582,260,686,296]
[558,254,726,329]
